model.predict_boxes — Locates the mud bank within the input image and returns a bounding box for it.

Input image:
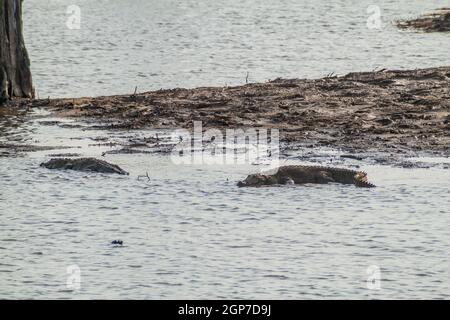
[8,67,450,156]
[397,8,450,32]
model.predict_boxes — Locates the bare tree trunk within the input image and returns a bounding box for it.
[0,0,33,104]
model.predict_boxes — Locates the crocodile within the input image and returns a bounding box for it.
[40,157,129,175]
[237,165,375,188]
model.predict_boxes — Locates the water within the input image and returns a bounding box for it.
[24,0,450,98]
[0,0,449,299]
[1,109,449,299]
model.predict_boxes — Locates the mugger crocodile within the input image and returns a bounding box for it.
[237,165,376,188]
[40,158,129,175]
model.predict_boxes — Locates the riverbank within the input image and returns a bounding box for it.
[7,66,450,157]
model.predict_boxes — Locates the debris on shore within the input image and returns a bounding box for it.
[396,8,450,32]
[40,157,129,175]
[10,66,450,156]
[111,240,123,246]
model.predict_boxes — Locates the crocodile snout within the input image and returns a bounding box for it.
[237,180,247,187]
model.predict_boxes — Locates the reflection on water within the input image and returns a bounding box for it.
[0,107,30,157]
[0,107,21,134]
[0,110,449,299]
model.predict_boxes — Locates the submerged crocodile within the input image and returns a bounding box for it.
[237,165,375,188]
[40,157,129,175]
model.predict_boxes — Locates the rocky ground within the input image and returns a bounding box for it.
[397,8,450,32]
[6,66,450,157]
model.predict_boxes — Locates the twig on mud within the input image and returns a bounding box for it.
[246,72,249,84]
[372,66,387,72]
[137,171,150,181]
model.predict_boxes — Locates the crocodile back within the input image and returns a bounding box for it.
[272,165,374,186]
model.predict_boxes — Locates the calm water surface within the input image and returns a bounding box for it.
[24,0,450,98]
[0,0,449,299]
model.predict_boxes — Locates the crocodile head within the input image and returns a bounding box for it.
[354,171,376,188]
[237,173,278,187]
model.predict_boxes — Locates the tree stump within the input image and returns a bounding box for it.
[0,0,33,104]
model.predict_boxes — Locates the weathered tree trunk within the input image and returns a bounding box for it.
[0,0,33,104]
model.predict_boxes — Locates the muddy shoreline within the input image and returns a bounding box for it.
[6,66,450,157]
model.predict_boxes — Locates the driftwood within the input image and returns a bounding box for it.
[0,0,33,103]
[396,8,450,32]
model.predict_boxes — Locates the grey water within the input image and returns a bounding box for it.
[0,0,449,299]
[25,0,450,98]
